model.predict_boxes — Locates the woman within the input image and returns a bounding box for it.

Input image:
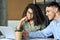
[16,3,46,32]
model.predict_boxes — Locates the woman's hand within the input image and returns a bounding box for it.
[20,16,28,22]
[16,16,28,30]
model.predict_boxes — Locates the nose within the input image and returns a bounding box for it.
[46,12,48,16]
[46,13,47,16]
[26,13,30,17]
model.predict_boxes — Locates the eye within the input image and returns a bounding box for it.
[27,11,33,14]
[46,10,50,13]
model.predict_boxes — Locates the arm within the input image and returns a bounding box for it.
[16,16,27,30]
[29,23,53,38]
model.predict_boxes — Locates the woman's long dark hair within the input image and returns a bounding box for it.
[22,3,45,26]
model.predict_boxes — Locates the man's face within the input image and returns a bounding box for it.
[46,6,56,20]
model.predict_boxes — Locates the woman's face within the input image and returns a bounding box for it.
[26,8,33,20]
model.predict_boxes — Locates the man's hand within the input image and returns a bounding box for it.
[22,30,28,38]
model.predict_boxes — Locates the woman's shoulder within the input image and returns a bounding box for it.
[22,21,29,25]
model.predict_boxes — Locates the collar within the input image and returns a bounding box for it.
[54,17,60,23]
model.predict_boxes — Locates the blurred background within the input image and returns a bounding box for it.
[0,0,60,39]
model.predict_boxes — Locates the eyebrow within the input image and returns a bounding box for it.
[27,11,33,14]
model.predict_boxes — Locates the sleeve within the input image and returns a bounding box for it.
[15,21,25,32]
[29,22,53,38]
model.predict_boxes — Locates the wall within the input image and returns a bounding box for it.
[8,0,33,20]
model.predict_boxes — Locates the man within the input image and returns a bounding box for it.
[23,2,60,40]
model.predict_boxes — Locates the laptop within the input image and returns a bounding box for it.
[0,27,15,39]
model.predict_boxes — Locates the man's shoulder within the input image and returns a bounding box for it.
[50,20,55,24]
[47,20,55,27]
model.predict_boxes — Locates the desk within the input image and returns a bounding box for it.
[0,38,54,40]
[23,38,54,40]
[0,38,15,40]
[30,38,54,40]
[0,39,10,40]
